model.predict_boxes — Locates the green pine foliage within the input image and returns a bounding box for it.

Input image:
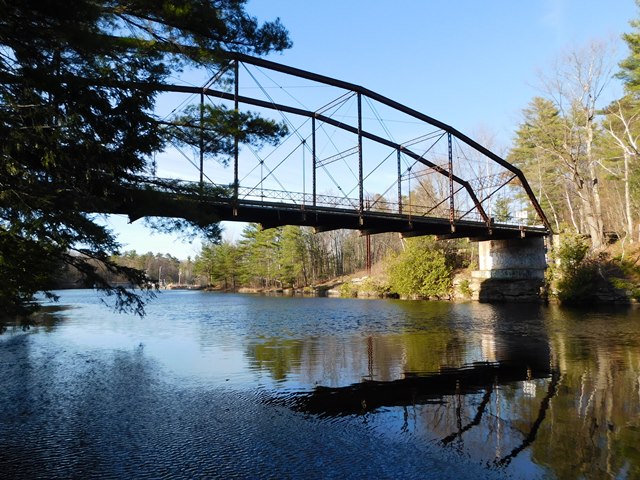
[0,0,291,317]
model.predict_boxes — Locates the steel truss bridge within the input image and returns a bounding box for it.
[117,52,551,240]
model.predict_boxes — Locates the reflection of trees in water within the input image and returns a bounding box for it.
[244,327,471,387]
[1,306,67,334]
[527,308,640,479]
[250,320,560,467]
[424,308,640,477]
[290,361,558,468]
[247,303,640,477]
[246,338,304,381]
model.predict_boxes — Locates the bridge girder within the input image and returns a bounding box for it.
[89,185,546,241]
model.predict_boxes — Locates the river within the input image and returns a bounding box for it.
[1,290,639,479]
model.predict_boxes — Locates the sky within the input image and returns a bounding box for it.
[102,0,639,259]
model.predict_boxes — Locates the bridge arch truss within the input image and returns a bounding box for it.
[152,52,551,240]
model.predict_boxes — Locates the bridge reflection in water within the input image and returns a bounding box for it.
[253,302,558,468]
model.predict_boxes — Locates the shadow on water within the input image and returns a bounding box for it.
[0,305,69,334]
[281,361,562,470]
[254,301,564,470]
[285,360,553,418]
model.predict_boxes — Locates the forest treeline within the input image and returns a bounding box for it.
[53,225,470,300]
[193,224,405,290]
[55,251,195,288]
[190,224,470,299]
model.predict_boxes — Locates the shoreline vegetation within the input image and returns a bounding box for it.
[194,231,640,305]
[60,231,639,306]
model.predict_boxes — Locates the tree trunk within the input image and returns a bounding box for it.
[585,116,605,248]
[624,150,634,242]
[580,187,604,249]
[565,189,580,233]
[543,190,561,232]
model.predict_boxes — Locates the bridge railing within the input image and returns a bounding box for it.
[132,177,542,229]
[234,185,538,228]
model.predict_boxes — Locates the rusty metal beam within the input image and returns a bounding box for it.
[217,51,552,233]
[150,83,492,227]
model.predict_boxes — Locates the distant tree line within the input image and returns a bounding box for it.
[193,223,472,299]
[194,224,405,290]
[54,251,196,288]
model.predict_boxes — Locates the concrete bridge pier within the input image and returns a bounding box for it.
[470,237,547,302]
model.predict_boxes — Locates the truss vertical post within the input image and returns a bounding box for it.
[302,139,306,205]
[397,149,402,215]
[312,116,317,207]
[448,132,455,229]
[199,91,204,188]
[357,93,364,215]
[233,59,240,206]
[365,197,371,273]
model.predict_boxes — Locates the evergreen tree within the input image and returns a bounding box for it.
[238,223,281,288]
[0,0,290,316]
[492,196,512,223]
[276,225,305,288]
[195,241,239,289]
[508,97,569,232]
[618,0,640,93]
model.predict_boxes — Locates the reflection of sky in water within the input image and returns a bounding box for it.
[47,291,253,385]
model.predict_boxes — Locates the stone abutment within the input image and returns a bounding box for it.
[470,237,547,302]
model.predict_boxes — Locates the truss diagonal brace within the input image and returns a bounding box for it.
[156,84,491,226]
[216,51,551,233]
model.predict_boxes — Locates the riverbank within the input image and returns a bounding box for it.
[218,241,640,305]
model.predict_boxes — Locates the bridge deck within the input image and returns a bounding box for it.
[105,186,547,241]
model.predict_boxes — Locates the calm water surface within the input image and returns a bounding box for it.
[1,290,640,479]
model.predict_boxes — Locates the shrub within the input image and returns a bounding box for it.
[555,259,599,304]
[338,281,357,298]
[359,278,388,296]
[457,278,472,299]
[548,233,605,304]
[387,237,453,299]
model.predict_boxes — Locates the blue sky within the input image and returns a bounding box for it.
[103,0,638,259]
